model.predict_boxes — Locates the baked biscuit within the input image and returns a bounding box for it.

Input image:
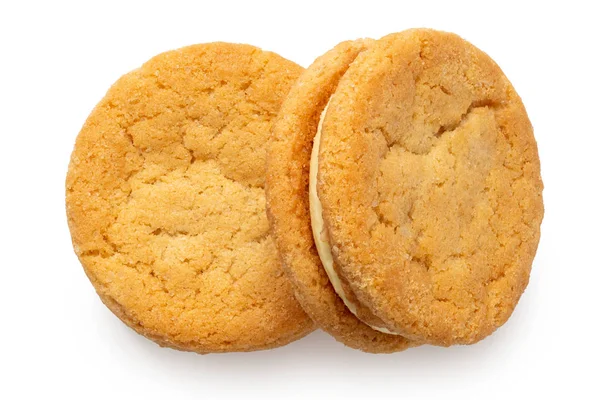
[316,29,544,345]
[66,43,314,353]
[266,40,414,352]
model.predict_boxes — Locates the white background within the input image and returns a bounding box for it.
[1,1,598,398]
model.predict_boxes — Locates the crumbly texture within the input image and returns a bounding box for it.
[318,29,544,345]
[266,39,414,352]
[66,43,314,353]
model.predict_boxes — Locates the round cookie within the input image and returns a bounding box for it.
[266,39,414,352]
[317,29,544,345]
[66,43,314,353]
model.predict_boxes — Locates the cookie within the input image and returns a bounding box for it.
[66,43,314,353]
[316,29,544,345]
[266,39,414,352]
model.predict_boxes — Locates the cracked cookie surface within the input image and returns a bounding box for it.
[318,30,544,345]
[66,43,314,353]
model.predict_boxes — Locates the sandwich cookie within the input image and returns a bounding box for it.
[267,39,415,352]
[66,43,314,353]
[316,29,544,345]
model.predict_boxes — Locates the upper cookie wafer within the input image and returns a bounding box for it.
[317,29,543,345]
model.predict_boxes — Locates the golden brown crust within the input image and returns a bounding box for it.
[66,42,314,353]
[318,29,544,345]
[266,39,414,352]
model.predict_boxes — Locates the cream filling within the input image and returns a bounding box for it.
[308,101,399,336]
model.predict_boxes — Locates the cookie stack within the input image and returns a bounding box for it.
[66,29,543,353]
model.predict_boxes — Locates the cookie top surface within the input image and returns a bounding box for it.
[318,29,544,345]
[66,42,314,353]
[266,39,413,352]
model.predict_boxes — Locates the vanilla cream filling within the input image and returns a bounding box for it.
[308,101,399,335]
